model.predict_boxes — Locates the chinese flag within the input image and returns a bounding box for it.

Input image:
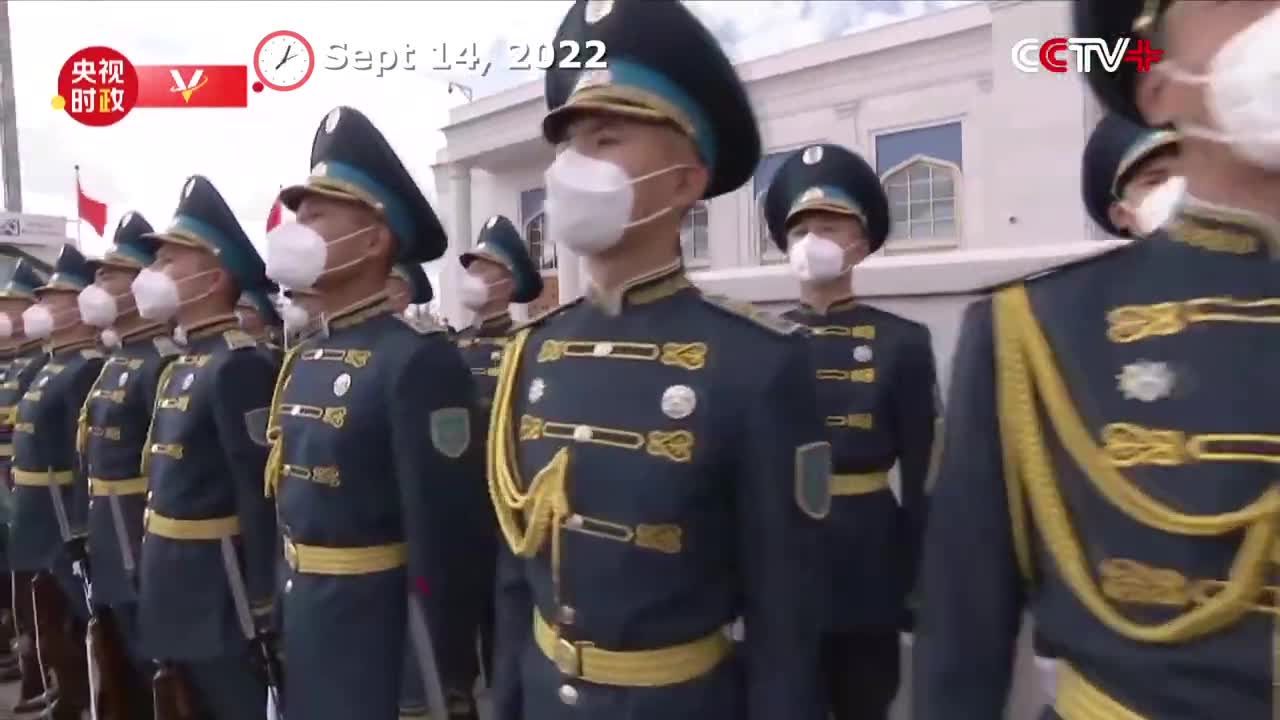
[76,177,108,237]
[266,194,284,233]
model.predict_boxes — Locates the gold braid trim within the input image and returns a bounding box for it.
[264,344,305,498]
[487,328,571,597]
[140,361,179,477]
[994,303,1035,585]
[994,286,1277,644]
[76,362,109,458]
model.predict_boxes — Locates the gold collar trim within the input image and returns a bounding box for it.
[476,312,513,333]
[801,295,857,316]
[182,314,240,343]
[327,292,389,331]
[1167,195,1280,258]
[586,259,689,317]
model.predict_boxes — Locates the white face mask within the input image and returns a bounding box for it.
[788,233,849,282]
[1155,9,1280,170]
[21,305,54,340]
[266,222,373,290]
[544,148,686,256]
[458,273,491,311]
[0,313,12,340]
[1124,175,1187,237]
[77,284,120,328]
[131,267,219,322]
[281,302,311,336]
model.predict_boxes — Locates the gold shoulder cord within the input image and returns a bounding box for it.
[488,328,571,593]
[264,344,305,498]
[140,361,179,477]
[76,363,110,458]
[994,285,1277,644]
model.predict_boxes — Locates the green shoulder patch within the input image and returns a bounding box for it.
[153,336,182,358]
[223,329,257,350]
[430,407,471,459]
[243,407,270,447]
[700,294,802,336]
[794,441,832,519]
[397,313,444,336]
[513,297,582,332]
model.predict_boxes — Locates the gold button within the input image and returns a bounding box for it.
[559,606,576,625]
[572,425,592,442]
[592,342,612,357]
[565,514,584,530]
[558,684,579,706]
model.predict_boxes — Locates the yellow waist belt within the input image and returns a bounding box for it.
[830,471,890,496]
[1055,663,1146,720]
[533,611,731,688]
[282,537,408,575]
[12,469,73,487]
[144,510,240,541]
[90,476,148,496]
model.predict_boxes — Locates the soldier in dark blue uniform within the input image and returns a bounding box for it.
[135,175,280,720]
[456,214,544,412]
[11,244,106,718]
[0,259,54,709]
[236,292,283,352]
[765,144,940,720]
[266,105,492,720]
[386,261,432,316]
[1082,114,1182,241]
[913,2,1280,718]
[488,3,829,719]
[76,211,178,715]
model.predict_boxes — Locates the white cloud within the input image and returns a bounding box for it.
[5,0,971,275]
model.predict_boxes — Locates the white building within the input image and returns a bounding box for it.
[0,212,74,276]
[434,2,1100,713]
[433,0,1113,378]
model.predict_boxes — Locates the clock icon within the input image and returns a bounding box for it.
[254,30,315,92]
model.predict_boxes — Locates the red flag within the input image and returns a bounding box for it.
[76,171,108,237]
[266,191,284,233]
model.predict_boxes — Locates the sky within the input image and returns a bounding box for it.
[3,0,972,292]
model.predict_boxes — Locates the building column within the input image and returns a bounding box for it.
[442,163,472,326]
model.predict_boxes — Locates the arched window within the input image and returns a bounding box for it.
[523,212,558,271]
[680,201,710,266]
[881,155,961,244]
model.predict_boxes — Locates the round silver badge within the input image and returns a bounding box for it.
[117,371,130,387]
[333,372,352,397]
[853,345,873,363]
[528,378,546,404]
[661,384,697,420]
[181,373,195,391]
[802,146,824,165]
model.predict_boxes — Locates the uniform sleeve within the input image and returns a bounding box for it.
[211,349,279,621]
[389,335,494,694]
[891,323,940,621]
[912,300,1025,719]
[67,357,105,535]
[492,547,529,720]
[736,336,827,720]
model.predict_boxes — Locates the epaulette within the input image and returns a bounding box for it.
[222,329,257,350]
[80,348,104,360]
[152,335,182,358]
[513,297,582,332]
[986,241,1134,293]
[396,313,445,336]
[700,294,803,336]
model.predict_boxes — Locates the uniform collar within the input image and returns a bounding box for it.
[473,311,512,334]
[585,259,690,317]
[118,321,170,347]
[798,295,857,316]
[49,336,98,357]
[1166,195,1280,258]
[178,313,239,345]
[326,292,389,332]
